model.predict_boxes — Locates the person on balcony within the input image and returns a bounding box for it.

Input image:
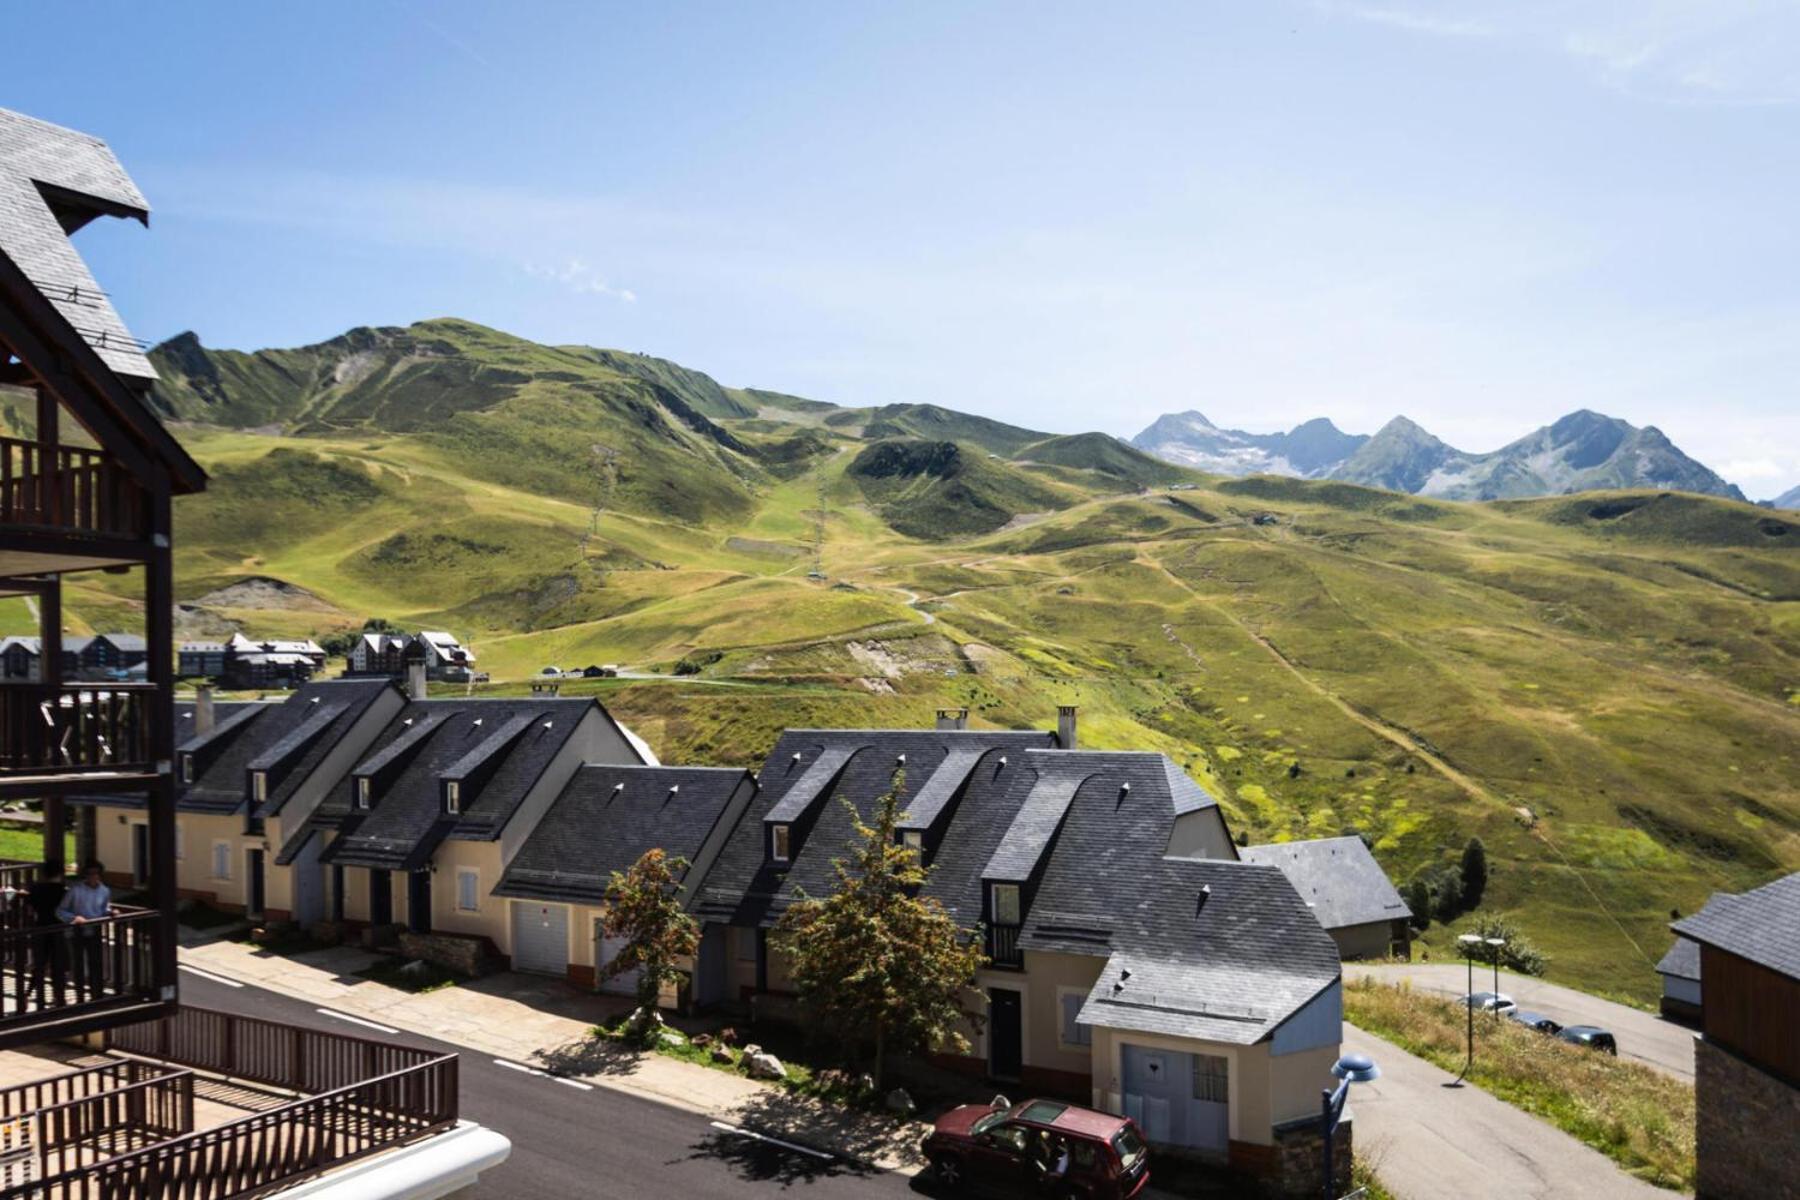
[26,862,68,1004]
[56,861,112,999]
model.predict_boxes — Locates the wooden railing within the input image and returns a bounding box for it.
[0,1060,179,1124]
[0,909,159,1029]
[986,923,1023,968]
[0,685,153,777]
[29,1068,193,1179]
[0,438,145,541]
[0,1006,465,1200]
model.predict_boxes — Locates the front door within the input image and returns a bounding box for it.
[245,850,265,920]
[989,987,1023,1080]
[369,871,392,926]
[131,825,150,887]
[407,871,431,934]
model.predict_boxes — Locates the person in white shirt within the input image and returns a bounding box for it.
[56,861,112,997]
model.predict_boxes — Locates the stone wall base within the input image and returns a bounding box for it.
[397,930,501,977]
[1696,1038,1800,1200]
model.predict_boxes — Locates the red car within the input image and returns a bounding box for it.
[923,1098,1150,1199]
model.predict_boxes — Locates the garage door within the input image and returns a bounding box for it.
[596,918,640,997]
[510,901,569,976]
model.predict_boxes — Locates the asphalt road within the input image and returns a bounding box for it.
[1347,963,1695,1081]
[178,972,923,1199]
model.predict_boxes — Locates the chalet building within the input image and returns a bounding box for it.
[87,678,404,920]
[346,629,475,681]
[292,694,644,960]
[1656,934,1703,1025]
[494,764,757,994]
[1240,836,1413,959]
[0,105,503,1196]
[692,721,1352,1197]
[1671,872,1800,1200]
[177,631,327,688]
[0,633,39,679]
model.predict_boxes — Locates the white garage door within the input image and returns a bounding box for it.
[597,919,641,997]
[510,901,570,976]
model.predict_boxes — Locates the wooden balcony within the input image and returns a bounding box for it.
[0,684,154,792]
[0,904,165,1041]
[0,437,146,543]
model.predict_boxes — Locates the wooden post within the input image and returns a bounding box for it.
[144,476,178,1002]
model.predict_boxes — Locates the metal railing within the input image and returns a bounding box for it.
[986,923,1023,968]
[28,1069,193,1179]
[0,438,145,541]
[0,909,159,1029]
[0,685,153,777]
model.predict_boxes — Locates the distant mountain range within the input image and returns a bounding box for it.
[1772,484,1800,511]
[1131,409,1746,503]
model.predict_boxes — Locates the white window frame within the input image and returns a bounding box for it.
[175,823,185,862]
[179,754,193,784]
[991,882,1022,926]
[900,829,923,851]
[211,841,232,881]
[770,824,790,862]
[1056,985,1093,1050]
[455,867,480,913]
[356,776,371,810]
[445,780,461,816]
[250,772,267,804]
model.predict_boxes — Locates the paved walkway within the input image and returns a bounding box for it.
[1349,962,1695,1081]
[179,938,932,1173]
[1343,1024,1674,1200]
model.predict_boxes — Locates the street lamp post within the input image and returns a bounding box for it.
[1320,1052,1379,1200]
[1452,932,1482,1085]
[1487,936,1506,1011]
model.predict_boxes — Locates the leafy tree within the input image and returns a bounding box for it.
[601,848,700,1036]
[1405,878,1433,931]
[1463,914,1548,977]
[773,769,987,1086]
[1460,837,1489,909]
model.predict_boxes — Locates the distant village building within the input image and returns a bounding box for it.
[348,631,411,677]
[0,634,40,680]
[4,633,151,681]
[346,630,476,682]
[177,632,327,689]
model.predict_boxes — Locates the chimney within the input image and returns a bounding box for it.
[1057,705,1078,749]
[935,707,969,731]
[407,660,428,702]
[194,685,216,734]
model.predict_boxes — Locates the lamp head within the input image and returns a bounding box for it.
[1331,1053,1380,1084]
[1457,933,1482,945]
[1485,937,1506,947]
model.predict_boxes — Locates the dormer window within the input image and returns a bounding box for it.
[445,780,461,815]
[991,882,1021,927]
[250,771,267,804]
[901,830,923,851]
[179,754,193,784]
[770,824,791,863]
[355,777,371,811]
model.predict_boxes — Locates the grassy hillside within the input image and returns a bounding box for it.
[42,321,1797,1006]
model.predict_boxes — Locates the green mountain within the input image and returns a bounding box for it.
[88,318,1800,1007]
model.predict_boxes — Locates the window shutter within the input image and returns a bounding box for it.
[458,870,478,912]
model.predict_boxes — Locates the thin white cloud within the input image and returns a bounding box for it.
[1329,0,1800,104]
[523,259,636,303]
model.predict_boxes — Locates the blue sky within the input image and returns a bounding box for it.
[11,1,1800,496]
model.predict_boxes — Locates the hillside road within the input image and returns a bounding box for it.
[1348,962,1695,1081]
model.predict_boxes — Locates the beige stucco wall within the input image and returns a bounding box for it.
[962,951,1105,1081]
[429,840,509,947]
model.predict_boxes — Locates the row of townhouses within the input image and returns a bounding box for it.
[347,629,478,682]
[78,680,1412,1196]
[178,631,328,688]
[0,632,148,681]
[0,104,509,1196]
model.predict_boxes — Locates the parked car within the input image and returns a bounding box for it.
[1458,991,1517,1015]
[540,665,562,676]
[924,1098,1150,1198]
[1507,1010,1563,1035]
[1557,1025,1618,1055]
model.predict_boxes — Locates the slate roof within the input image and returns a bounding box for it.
[312,697,603,872]
[693,727,1058,927]
[1074,857,1341,1045]
[1656,935,1700,983]
[67,700,266,810]
[179,679,395,816]
[1238,836,1410,931]
[1672,871,1800,982]
[0,107,153,380]
[495,765,754,905]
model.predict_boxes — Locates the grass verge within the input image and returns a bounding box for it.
[1345,978,1693,1190]
[590,1016,872,1109]
[0,828,75,865]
